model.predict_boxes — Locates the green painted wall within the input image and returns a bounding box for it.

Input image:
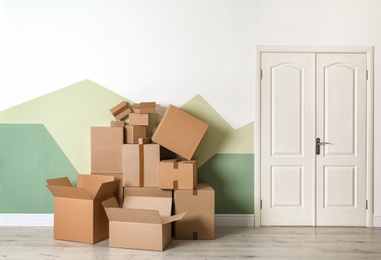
[0,80,255,214]
[0,124,77,213]
[198,153,254,214]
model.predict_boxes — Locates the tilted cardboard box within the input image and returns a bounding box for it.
[46,174,119,244]
[174,183,215,240]
[110,101,131,120]
[123,143,160,187]
[159,159,198,190]
[91,127,124,174]
[152,105,209,160]
[103,189,187,251]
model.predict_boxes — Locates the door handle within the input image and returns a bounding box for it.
[316,138,332,155]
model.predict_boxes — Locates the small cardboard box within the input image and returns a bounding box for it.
[132,102,157,114]
[159,159,197,190]
[123,144,160,187]
[91,127,124,174]
[110,101,132,120]
[174,183,215,240]
[125,125,147,144]
[111,120,125,127]
[129,113,149,126]
[152,105,209,160]
[46,174,119,244]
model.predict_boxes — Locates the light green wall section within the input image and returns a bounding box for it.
[0,80,130,173]
[181,94,254,166]
[198,153,254,214]
[0,124,77,213]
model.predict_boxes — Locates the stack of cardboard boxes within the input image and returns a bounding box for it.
[46,101,215,251]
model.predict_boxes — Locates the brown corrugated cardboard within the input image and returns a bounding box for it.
[111,120,125,127]
[129,113,149,126]
[92,173,124,207]
[110,101,131,120]
[132,102,157,114]
[174,183,215,240]
[123,144,160,187]
[91,127,124,174]
[46,174,119,244]
[125,125,147,144]
[103,197,187,251]
[151,105,209,160]
[159,159,197,190]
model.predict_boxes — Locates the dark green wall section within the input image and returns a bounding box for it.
[198,153,254,214]
[0,124,77,213]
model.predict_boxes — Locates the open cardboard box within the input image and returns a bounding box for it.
[46,174,119,244]
[103,196,187,251]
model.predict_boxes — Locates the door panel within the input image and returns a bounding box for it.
[261,53,315,226]
[316,54,367,226]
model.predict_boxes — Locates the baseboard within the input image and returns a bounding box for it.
[215,214,255,227]
[373,215,381,227]
[0,214,255,227]
[0,214,54,226]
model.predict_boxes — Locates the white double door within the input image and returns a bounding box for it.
[260,52,367,226]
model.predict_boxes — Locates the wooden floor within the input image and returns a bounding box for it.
[1,226,381,259]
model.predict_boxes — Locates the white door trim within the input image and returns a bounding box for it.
[254,46,374,227]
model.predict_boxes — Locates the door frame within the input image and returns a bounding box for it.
[254,46,374,227]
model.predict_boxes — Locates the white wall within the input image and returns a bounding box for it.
[1,0,380,224]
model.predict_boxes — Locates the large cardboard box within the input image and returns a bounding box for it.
[174,183,215,240]
[123,144,160,187]
[159,159,197,190]
[103,189,187,251]
[152,105,209,160]
[46,174,119,244]
[125,125,147,144]
[91,127,124,174]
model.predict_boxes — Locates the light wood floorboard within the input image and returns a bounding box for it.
[1,227,381,259]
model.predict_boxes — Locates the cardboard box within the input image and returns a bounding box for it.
[123,144,160,187]
[103,197,186,251]
[111,120,125,127]
[91,127,124,174]
[93,173,124,207]
[152,105,209,160]
[125,125,147,144]
[110,101,131,120]
[46,174,119,244]
[174,183,215,240]
[123,187,173,212]
[159,159,197,190]
[132,102,157,114]
[129,113,149,126]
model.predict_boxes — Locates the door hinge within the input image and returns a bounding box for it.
[366,70,368,80]
[366,200,368,210]
[260,199,263,210]
[260,70,263,80]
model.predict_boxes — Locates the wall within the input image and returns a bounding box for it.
[0,0,380,224]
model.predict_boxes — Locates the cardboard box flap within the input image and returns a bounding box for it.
[105,207,162,224]
[46,185,92,200]
[102,197,120,208]
[93,180,119,200]
[162,211,188,225]
[77,174,115,199]
[46,177,73,187]
[123,196,172,217]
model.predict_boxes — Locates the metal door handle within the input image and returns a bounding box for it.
[316,138,331,155]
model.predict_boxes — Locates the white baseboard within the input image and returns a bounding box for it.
[0,214,54,226]
[0,214,255,227]
[373,215,381,227]
[215,214,255,227]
